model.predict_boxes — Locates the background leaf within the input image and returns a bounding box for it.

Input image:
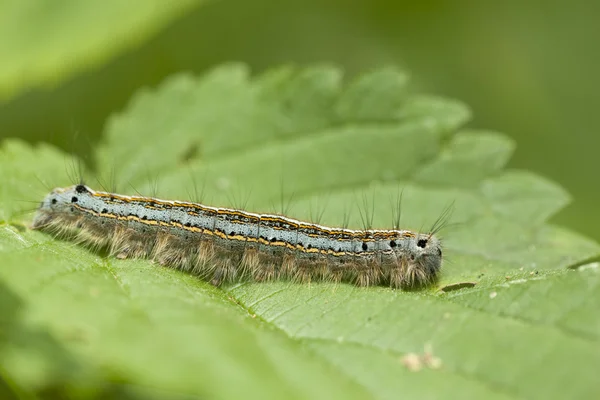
[2,0,599,247]
[1,65,599,399]
[0,0,203,102]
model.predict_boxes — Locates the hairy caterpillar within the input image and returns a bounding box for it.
[33,184,444,289]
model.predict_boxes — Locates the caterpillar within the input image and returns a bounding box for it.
[32,184,444,289]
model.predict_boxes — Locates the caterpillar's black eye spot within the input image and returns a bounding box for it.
[142,216,147,220]
[101,208,108,214]
[75,185,87,194]
[71,196,78,203]
[389,240,397,248]
[51,198,57,205]
[230,231,235,236]
[307,244,312,249]
[362,242,368,251]
[185,222,191,227]
[417,239,428,248]
[337,248,342,252]
[437,248,442,256]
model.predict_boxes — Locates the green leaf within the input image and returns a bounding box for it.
[1,65,599,399]
[0,0,203,102]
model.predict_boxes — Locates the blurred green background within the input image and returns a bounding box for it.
[1,0,598,242]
